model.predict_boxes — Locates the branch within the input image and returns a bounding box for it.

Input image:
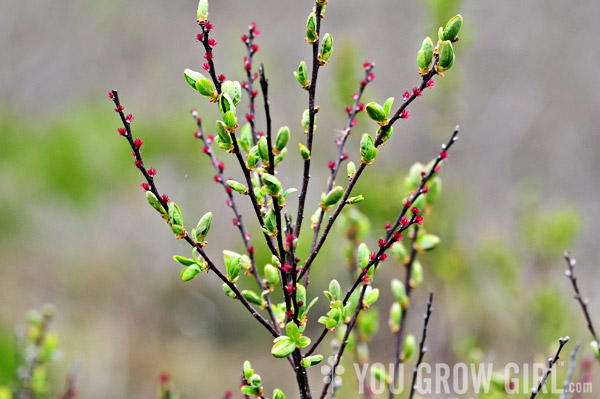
[192,113,280,334]
[408,292,434,399]
[319,285,368,399]
[294,3,324,240]
[564,250,599,343]
[560,342,581,399]
[529,337,570,399]
[306,63,375,285]
[241,23,261,144]
[298,65,446,282]
[109,91,279,338]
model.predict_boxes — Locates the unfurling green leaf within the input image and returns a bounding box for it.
[299,143,311,160]
[363,288,380,307]
[226,179,248,195]
[286,322,300,342]
[403,334,417,361]
[258,136,270,163]
[390,242,408,263]
[357,243,371,268]
[306,12,318,43]
[262,173,282,197]
[301,109,311,133]
[294,61,310,90]
[591,341,600,360]
[221,80,242,105]
[391,279,409,309]
[383,97,394,118]
[218,92,236,117]
[264,264,279,286]
[410,260,423,287]
[347,161,356,179]
[146,191,167,215]
[224,250,243,282]
[438,40,455,73]
[365,102,386,123]
[242,290,263,306]
[319,33,333,65]
[360,133,378,165]
[239,124,253,153]
[194,212,212,242]
[347,195,364,204]
[273,388,286,399]
[271,336,296,358]
[321,186,344,211]
[301,355,324,368]
[417,233,440,251]
[275,126,290,154]
[216,120,232,145]
[443,14,463,42]
[326,279,342,302]
[389,301,402,333]
[274,148,287,167]
[417,37,434,75]
[263,208,278,236]
[223,111,237,129]
[181,264,201,281]
[222,283,236,298]
[197,0,209,22]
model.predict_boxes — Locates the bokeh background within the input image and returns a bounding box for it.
[1,0,600,398]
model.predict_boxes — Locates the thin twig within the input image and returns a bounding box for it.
[408,293,434,399]
[110,91,279,338]
[560,342,581,399]
[564,250,599,343]
[529,337,570,399]
[193,113,280,335]
[319,285,368,399]
[294,3,324,240]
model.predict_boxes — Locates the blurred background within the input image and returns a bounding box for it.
[1,0,600,398]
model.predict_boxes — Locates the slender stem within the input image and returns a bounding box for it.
[306,64,375,285]
[529,337,570,399]
[564,250,599,343]
[193,114,280,334]
[241,24,259,144]
[199,22,222,94]
[294,3,324,240]
[319,285,368,399]
[408,292,434,399]
[560,342,581,399]
[390,225,419,399]
[110,91,279,338]
[299,64,444,282]
[306,126,459,356]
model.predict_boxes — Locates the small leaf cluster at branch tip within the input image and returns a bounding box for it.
[271,322,312,358]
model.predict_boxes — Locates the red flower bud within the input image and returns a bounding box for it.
[213,175,221,182]
[117,128,126,136]
[114,105,124,112]
[251,44,259,53]
[248,246,255,255]
[400,216,410,226]
[377,238,385,247]
[412,87,422,97]
[400,110,411,119]
[393,232,403,242]
[328,161,335,170]
[204,21,213,31]
[282,263,293,272]
[379,254,388,261]
[440,151,448,160]
[385,222,391,229]
[202,146,209,154]
[241,34,249,43]
[403,91,410,100]
[218,74,226,82]
[415,215,424,225]
[427,80,435,88]
[363,62,372,69]
[411,206,420,214]
[134,160,143,168]
[107,92,114,99]
[196,33,204,42]
[202,63,210,71]
[161,194,169,203]
[148,168,157,177]
[208,38,217,47]
[133,138,144,149]
[141,182,150,191]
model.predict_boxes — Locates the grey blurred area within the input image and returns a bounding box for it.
[2,0,600,398]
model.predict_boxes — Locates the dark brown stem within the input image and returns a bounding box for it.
[319,285,368,399]
[242,24,259,144]
[408,292,434,399]
[299,64,444,282]
[199,22,222,94]
[110,91,279,338]
[529,337,570,399]
[564,250,599,343]
[294,3,324,240]
[193,113,280,335]
[306,64,375,285]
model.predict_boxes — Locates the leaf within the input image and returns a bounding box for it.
[271,337,296,358]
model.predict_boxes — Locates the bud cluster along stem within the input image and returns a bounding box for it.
[529,337,570,399]
[193,113,281,334]
[110,91,279,338]
[306,63,375,284]
[109,3,467,398]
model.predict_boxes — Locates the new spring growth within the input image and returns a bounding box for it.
[184,69,217,101]
[196,0,208,23]
[224,250,243,282]
[241,362,264,397]
[363,287,380,308]
[227,179,249,195]
[402,334,417,362]
[263,208,278,236]
[264,264,280,288]
[389,301,402,333]
[391,279,410,309]
[275,126,290,154]
[360,133,378,165]
[321,186,344,211]
[591,341,600,360]
[168,202,185,237]
[301,355,324,368]
[437,41,455,74]
[294,61,310,90]
[347,195,364,204]
[417,37,434,76]
[318,33,333,65]
[273,388,286,399]
[301,109,311,133]
[416,233,440,251]
[215,120,233,151]
[262,173,282,197]
[441,14,463,42]
[146,191,167,217]
[347,161,356,179]
[194,212,212,244]
[271,322,311,358]
[299,143,310,160]
[305,12,318,43]
[410,261,424,287]
[258,136,270,164]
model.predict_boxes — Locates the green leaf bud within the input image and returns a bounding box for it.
[262,173,282,197]
[360,133,378,165]
[383,97,394,118]
[263,208,277,236]
[275,126,290,154]
[410,260,423,287]
[321,186,344,211]
[168,202,184,226]
[247,146,260,169]
[357,243,371,268]
[388,301,402,333]
[271,336,296,358]
[194,212,212,242]
[301,355,324,368]
[390,242,408,263]
[286,322,300,341]
[417,233,440,251]
[391,279,409,309]
[591,341,600,360]
[294,61,310,90]
[443,14,463,42]
[239,124,253,153]
[221,80,242,105]
[363,288,380,307]
[216,120,232,144]
[226,179,249,195]
[223,111,237,130]
[365,102,386,123]
[301,109,310,133]
[274,148,287,167]
[319,33,333,65]
[218,92,236,117]
[306,12,318,43]
[347,161,356,179]
[273,389,286,399]
[242,290,263,306]
[438,40,455,73]
[403,334,417,361]
[224,250,242,282]
[146,191,167,215]
[347,195,364,204]
[181,264,201,281]
[197,0,209,23]
[222,283,236,298]
[264,264,280,286]
[299,143,311,160]
[426,177,442,205]
[258,136,270,163]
